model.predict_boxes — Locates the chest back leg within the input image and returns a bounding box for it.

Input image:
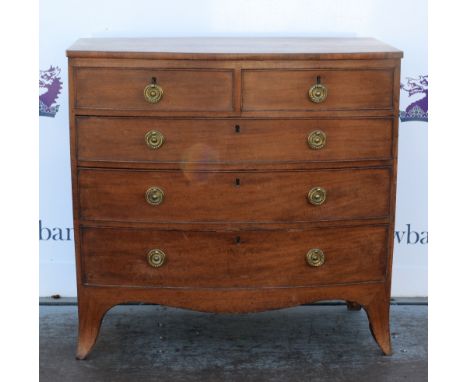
[346,301,362,311]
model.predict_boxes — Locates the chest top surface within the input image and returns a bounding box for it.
[66,37,403,60]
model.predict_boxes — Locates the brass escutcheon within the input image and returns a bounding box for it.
[145,186,165,206]
[147,249,166,268]
[308,83,328,103]
[308,187,326,205]
[144,81,164,103]
[306,248,325,267]
[145,130,165,149]
[308,130,327,149]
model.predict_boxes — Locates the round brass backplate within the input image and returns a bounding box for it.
[308,187,327,205]
[144,83,164,103]
[147,249,166,268]
[145,187,165,206]
[308,84,328,103]
[145,130,165,149]
[306,248,325,267]
[307,130,327,149]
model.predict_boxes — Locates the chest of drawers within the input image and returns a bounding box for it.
[66,38,403,359]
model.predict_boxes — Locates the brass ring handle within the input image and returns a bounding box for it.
[308,187,326,205]
[144,78,164,103]
[308,77,327,103]
[308,130,326,149]
[145,130,165,149]
[145,186,165,206]
[306,248,325,267]
[147,249,166,268]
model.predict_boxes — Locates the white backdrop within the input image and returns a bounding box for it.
[39,0,427,297]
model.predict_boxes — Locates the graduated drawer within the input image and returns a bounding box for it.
[81,225,388,288]
[74,67,234,111]
[78,168,390,223]
[77,117,393,164]
[242,69,394,111]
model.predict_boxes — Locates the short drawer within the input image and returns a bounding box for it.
[81,225,388,288]
[242,69,393,111]
[77,117,393,164]
[78,168,390,223]
[74,67,234,111]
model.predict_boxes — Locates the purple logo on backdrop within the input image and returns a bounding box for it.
[399,75,428,122]
[39,66,62,118]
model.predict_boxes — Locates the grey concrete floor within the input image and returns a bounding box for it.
[40,304,427,382]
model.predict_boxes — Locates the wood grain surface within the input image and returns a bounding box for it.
[66,37,403,60]
[77,117,393,164]
[78,168,391,223]
[81,225,388,288]
[74,67,234,111]
[242,69,393,111]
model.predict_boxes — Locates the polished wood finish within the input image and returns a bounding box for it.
[67,37,403,60]
[81,226,387,288]
[74,68,234,111]
[67,37,402,359]
[77,117,393,164]
[78,168,391,223]
[242,69,393,111]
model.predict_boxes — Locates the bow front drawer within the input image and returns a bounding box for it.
[74,67,234,112]
[77,117,393,164]
[81,226,388,288]
[78,168,391,223]
[242,69,394,111]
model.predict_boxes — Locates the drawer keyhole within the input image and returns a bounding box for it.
[235,125,240,133]
[235,236,241,244]
[235,178,241,187]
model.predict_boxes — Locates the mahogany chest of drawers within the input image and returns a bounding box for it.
[66,37,403,359]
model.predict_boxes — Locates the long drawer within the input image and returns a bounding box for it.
[77,117,393,164]
[78,168,391,223]
[81,225,388,288]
